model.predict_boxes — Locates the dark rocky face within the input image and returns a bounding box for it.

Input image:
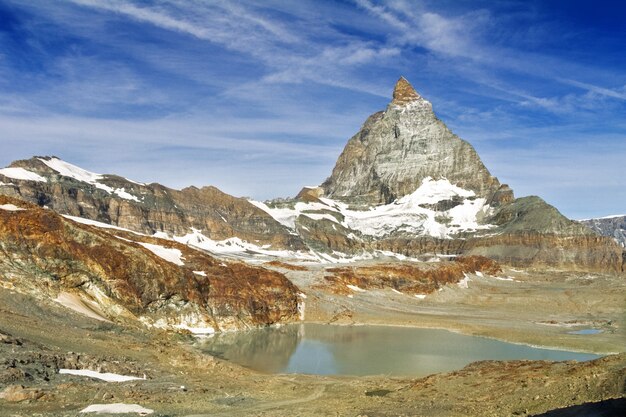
[581,216,626,248]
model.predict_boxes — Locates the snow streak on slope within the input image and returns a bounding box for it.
[252,178,494,239]
[38,157,141,201]
[136,242,185,266]
[59,369,144,382]
[0,204,26,211]
[171,228,318,260]
[0,167,47,182]
[63,209,422,264]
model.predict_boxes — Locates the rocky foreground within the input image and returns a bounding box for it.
[0,262,625,416]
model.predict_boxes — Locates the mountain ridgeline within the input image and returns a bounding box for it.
[0,77,624,272]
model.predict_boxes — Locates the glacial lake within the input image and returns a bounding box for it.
[197,324,599,377]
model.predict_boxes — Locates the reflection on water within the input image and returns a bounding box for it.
[196,324,599,377]
[197,325,302,373]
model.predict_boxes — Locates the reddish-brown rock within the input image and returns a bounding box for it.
[0,196,301,332]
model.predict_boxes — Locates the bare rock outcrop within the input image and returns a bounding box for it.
[0,196,301,332]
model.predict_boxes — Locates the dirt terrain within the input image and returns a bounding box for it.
[282,262,626,355]
[1,260,625,416]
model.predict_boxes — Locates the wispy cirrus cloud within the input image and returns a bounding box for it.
[66,0,397,98]
[357,0,626,114]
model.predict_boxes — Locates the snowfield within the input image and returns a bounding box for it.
[59,369,144,382]
[0,167,47,182]
[251,177,494,239]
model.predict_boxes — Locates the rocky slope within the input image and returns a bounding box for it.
[581,215,626,248]
[322,255,501,295]
[0,195,301,333]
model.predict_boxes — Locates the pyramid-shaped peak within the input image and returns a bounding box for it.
[392,76,421,105]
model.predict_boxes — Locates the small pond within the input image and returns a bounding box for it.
[567,328,603,335]
[197,324,599,377]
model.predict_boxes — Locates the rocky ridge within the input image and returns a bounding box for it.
[0,156,305,251]
[321,76,503,205]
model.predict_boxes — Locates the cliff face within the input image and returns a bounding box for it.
[581,215,626,248]
[0,196,301,332]
[0,157,305,251]
[322,77,501,206]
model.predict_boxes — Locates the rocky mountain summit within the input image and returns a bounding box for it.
[259,77,624,271]
[321,77,505,206]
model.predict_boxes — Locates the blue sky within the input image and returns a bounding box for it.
[0,0,625,219]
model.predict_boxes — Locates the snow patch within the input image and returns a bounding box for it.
[113,188,140,202]
[414,294,427,299]
[457,274,470,289]
[0,204,25,211]
[173,323,215,335]
[494,276,517,282]
[192,270,207,276]
[137,242,185,266]
[59,369,144,382]
[0,167,47,182]
[391,288,403,295]
[142,316,215,335]
[346,284,365,292]
[80,403,153,414]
